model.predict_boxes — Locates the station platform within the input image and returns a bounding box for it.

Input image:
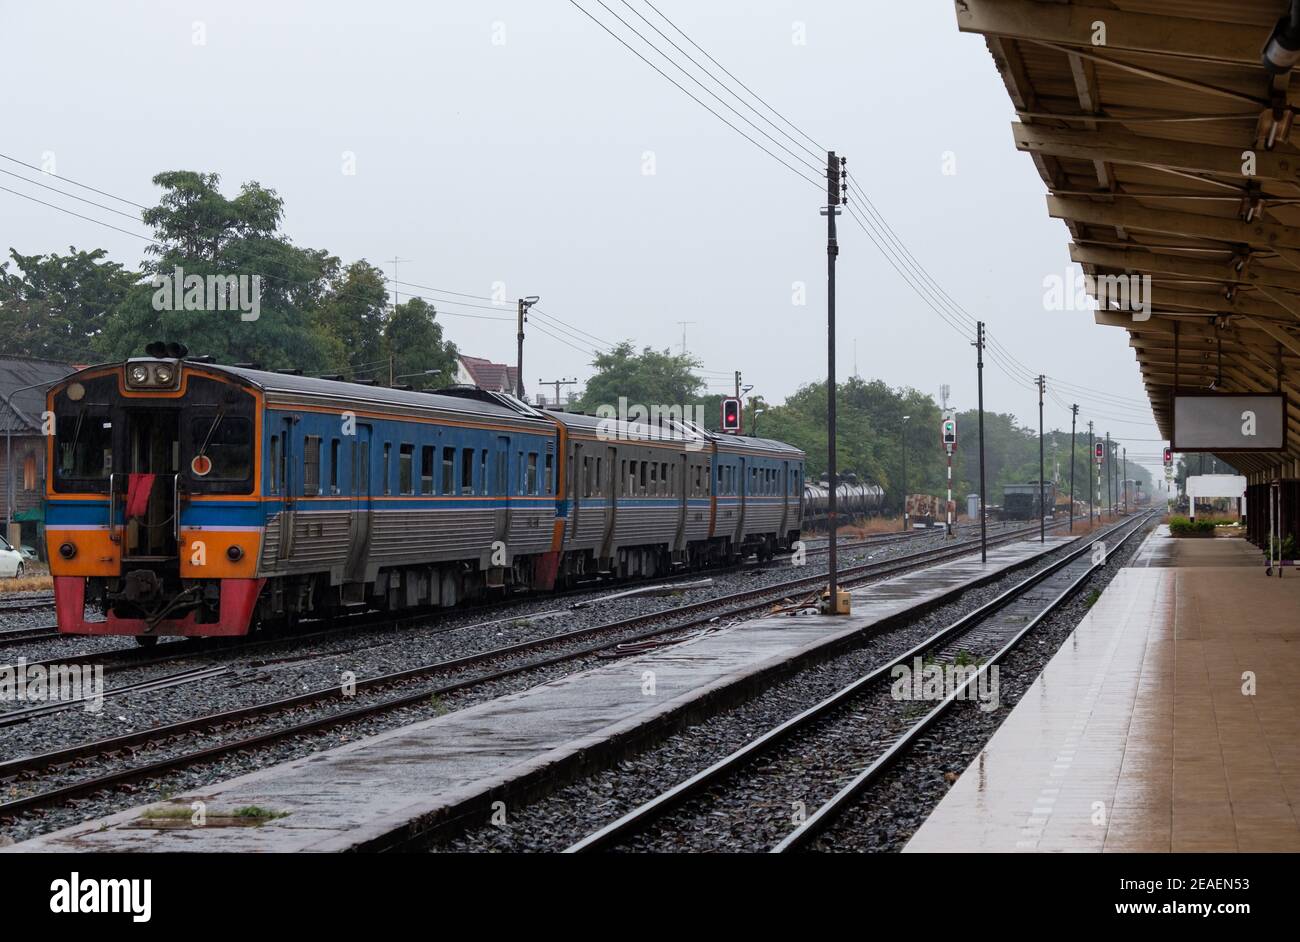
[5,536,1071,852]
[906,528,1300,853]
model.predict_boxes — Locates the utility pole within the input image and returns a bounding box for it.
[1037,374,1045,543]
[733,369,741,399]
[1069,403,1078,533]
[900,415,910,531]
[538,377,577,409]
[822,149,846,613]
[1087,420,1095,526]
[516,296,539,400]
[387,256,411,310]
[1122,447,1128,513]
[677,321,695,357]
[1106,432,1112,518]
[974,321,987,563]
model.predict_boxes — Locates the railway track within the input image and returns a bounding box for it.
[0,595,55,614]
[0,519,1026,673]
[0,517,1072,821]
[561,511,1156,853]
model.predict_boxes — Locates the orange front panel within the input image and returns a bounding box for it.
[178,530,263,579]
[46,528,120,577]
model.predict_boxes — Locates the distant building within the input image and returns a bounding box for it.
[454,355,521,397]
[0,356,77,555]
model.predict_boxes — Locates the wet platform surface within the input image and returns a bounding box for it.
[6,537,1071,852]
[906,529,1300,852]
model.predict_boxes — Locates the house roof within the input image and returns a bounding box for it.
[0,356,77,432]
[459,355,521,394]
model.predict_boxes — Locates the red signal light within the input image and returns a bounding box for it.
[721,397,741,433]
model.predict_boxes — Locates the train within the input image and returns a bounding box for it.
[1000,482,1056,521]
[800,474,886,526]
[44,350,806,642]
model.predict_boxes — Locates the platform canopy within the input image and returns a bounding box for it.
[955,0,1300,478]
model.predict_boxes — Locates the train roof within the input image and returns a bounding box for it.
[56,360,557,430]
[713,433,804,458]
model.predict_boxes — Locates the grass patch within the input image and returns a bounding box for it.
[0,573,54,595]
[230,806,289,821]
[139,806,194,820]
[1084,588,1101,609]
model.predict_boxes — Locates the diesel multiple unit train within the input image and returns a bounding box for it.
[45,354,817,641]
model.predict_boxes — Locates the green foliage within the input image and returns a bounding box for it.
[384,297,459,388]
[577,342,704,412]
[1168,515,1215,536]
[1268,534,1297,560]
[0,247,135,362]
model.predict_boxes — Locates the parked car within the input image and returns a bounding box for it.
[0,535,24,577]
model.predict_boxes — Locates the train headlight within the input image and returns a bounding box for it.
[129,365,150,385]
[226,546,244,562]
[153,365,173,385]
[58,542,76,559]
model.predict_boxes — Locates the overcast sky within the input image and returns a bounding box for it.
[1,0,1171,482]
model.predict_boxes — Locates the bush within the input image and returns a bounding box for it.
[1268,534,1297,560]
[1168,515,1215,536]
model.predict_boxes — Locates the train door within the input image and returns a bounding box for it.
[733,456,747,546]
[493,436,511,545]
[343,424,372,583]
[276,416,297,562]
[120,409,180,560]
[566,442,581,545]
[778,460,790,537]
[673,453,687,556]
[599,445,617,566]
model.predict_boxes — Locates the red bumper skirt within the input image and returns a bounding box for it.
[54,577,266,638]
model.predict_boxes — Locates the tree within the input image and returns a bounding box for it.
[384,297,459,388]
[0,248,136,361]
[577,343,705,412]
[96,170,340,372]
[316,261,389,377]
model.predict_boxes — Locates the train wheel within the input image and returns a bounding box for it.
[134,635,159,648]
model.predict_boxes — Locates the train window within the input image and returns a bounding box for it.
[519,452,525,493]
[304,436,321,496]
[648,462,656,495]
[190,416,253,482]
[441,447,455,496]
[480,450,488,495]
[591,457,599,497]
[330,439,340,494]
[382,443,392,496]
[620,460,627,496]
[526,452,538,495]
[662,462,669,496]
[545,454,554,495]
[421,446,434,495]
[461,448,474,495]
[56,413,113,482]
[639,461,648,494]
[268,436,280,494]
[398,444,414,495]
[581,457,590,498]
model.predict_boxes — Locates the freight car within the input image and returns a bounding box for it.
[801,473,886,526]
[1000,482,1056,521]
[44,350,805,641]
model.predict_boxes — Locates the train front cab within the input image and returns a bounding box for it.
[46,360,265,640]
